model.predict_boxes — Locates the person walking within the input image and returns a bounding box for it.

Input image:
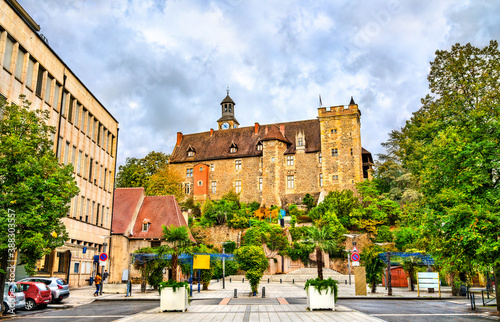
[103,270,109,284]
[94,272,102,296]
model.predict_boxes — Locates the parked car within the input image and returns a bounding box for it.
[2,283,25,314]
[19,277,70,303]
[17,282,51,311]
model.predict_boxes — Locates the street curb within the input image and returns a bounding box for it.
[94,298,159,302]
[338,296,462,300]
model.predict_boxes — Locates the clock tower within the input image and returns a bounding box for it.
[217,88,239,130]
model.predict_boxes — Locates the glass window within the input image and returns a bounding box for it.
[287,155,294,166]
[211,164,214,171]
[26,58,35,89]
[211,181,217,193]
[74,104,80,128]
[319,152,322,163]
[3,37,14,71]
[35,65,44,96]
[332,149,338,157]
[15,47,25,79]
[320,173,323,187]
[235,160,241,170]
[68,97,74,123]
[287,175,294,189]
[186,168,193,177]
[53,83,60,111]
[64,141,70,164]
[74,262,80,274]
[44,74,53,103]
[333,175,339,181]
[259,178,262,191]
[235,180,241,193]
[61,91,68,116]
[79,196,84,221]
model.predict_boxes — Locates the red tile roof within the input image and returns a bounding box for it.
[131,195,188,239]
[170,119,321,163]
[112,188,145,234]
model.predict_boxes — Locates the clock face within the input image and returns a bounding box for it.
[222,122,230,129]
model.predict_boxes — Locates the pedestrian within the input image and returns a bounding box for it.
[94,272,102,296]
[103,270,109,284]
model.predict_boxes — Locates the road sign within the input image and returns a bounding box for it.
[99,253,108,261]
[351,252,360,262]
[99,260,106,266]
[352,261,360,267]
[352,245,359,253]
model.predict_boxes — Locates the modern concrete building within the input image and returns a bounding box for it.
[170,93,373,206]
[1,0,118,287]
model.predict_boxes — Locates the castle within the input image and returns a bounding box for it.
[169,93,373,206]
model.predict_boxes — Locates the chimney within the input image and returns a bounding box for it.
[254,122,259,135]
[210,128,214,136]
[279,124,285,136]
[176,132,183,146]
[265,127,268,135]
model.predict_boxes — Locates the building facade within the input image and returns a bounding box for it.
[1,0,118,287]
[170,94,373,206]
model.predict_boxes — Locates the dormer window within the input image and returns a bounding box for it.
[187,146,195,157]
[256,142,263,151]
[298,137,304,146]
[142,220,150,232]
[229,142,238,153]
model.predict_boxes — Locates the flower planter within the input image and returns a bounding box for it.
[306,287,335,311]
[160,286,189,312]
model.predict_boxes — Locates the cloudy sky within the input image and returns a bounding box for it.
[17,0,500,166]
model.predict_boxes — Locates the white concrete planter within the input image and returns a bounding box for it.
[160,286,189,312]
[306,287,335,310]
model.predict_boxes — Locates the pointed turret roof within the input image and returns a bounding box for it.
[221,95,235,105]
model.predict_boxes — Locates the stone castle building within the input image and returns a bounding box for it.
[1,0,118,286]
[169,92,373,206]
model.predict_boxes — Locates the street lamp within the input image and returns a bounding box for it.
[219,242,230,289]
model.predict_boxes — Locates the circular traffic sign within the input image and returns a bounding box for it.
[99,253,108,261]
[351,252,360,262]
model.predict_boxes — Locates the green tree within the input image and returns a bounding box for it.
[145,165,183,199]
[133,247,166,292]
[302,193,315,211]
[396,41,500,310]
[0,98,78,311]
[115,151,170,188]
[159,225,193,282]
[360,244,386,293]
[234,246,269,294]
[307,226,338,281]
[309,190,359,229]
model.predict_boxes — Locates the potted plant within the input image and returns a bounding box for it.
[304,225,339,310]
[158,280,189,312]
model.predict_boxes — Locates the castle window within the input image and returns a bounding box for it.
[235,160,242,170]
[320,173,323,187]
[259,178,262,191]
[151,240,161,248]
[230,142,238,153]
[142,222,150,232]
[257,143,263,151]
[319,153,322,163]
[200,166,203,172]
[224,104,228,112]
[331,129,337,134]
[188,151,195,157]
[211,164,215,171]
[235,180,241,193]
[333,175,339,181]
[230,147,237,153]
[229,105,232,113]
[287,175,294,189]
[211,181,217,193]
[297,137,303,146]
[351,148,353,156]
[198,180,203,186]
[187,146,195,157]
[287,155,294,166]
[186,168,193,177]
[332,148,338,157]
[184,183,191,194]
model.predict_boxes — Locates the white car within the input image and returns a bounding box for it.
[2,283,26,314]
[19,277,70,303]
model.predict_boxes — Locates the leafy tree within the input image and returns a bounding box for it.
[0,98,78,310]
[241,222,288,258]
[235,246,269,294]
[115,151,170,188]
[395,41,500,310]
[302,193,315,211]
[307,226,338,281]
[285,242,315,266]
[145,165,183,199]
[360,244,386,293]
[133,247,166,292]
[159,225,193,282]
[309,190,359,229]
[374,225,394,243]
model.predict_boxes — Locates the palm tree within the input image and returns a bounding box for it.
[159,225,193,282]
[307,226,337,280]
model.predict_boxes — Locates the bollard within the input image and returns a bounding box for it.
[230,278,232,283]
[190,284,193,297]
[242,278,244,283]
[268,278,270,283]
[293,279,294,284]
[234,289,237,298]
[262,287,265,298]
[345,280,347,285]
[253,291,256,296]
[217,278,219,282]
[198,281,200,293]
[280,278,282,284]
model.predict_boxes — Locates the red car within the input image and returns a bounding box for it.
[18,282,51,311]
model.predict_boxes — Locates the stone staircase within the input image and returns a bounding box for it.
[227,267,353,284]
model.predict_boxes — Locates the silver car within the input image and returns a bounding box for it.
[19,277,70,303]
[2,283,26,314]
